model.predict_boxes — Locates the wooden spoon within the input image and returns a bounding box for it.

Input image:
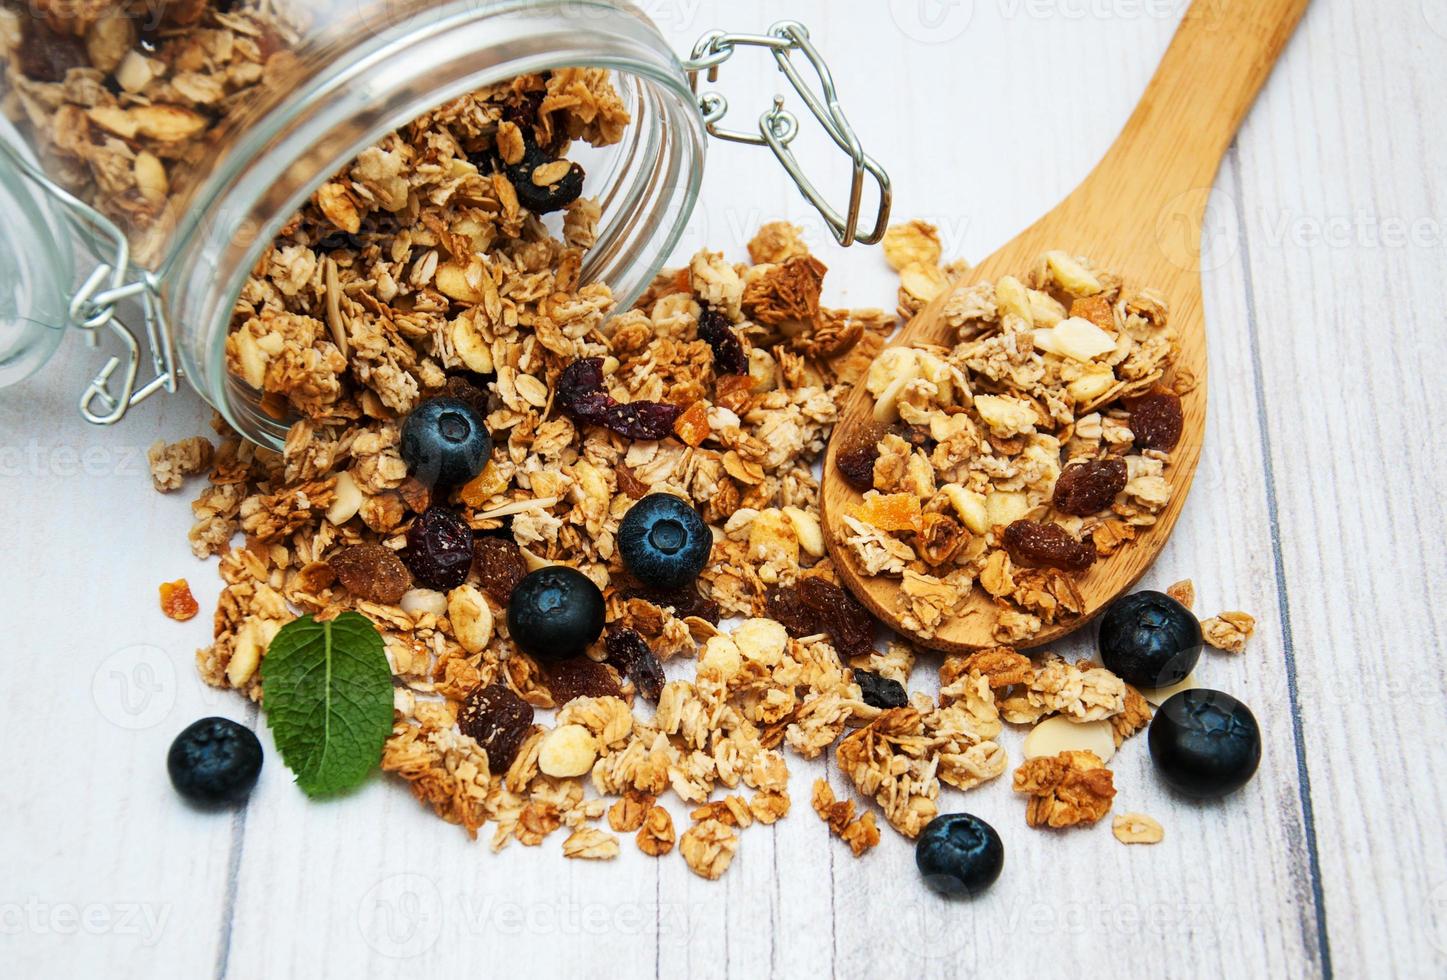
[820,0,1310,652]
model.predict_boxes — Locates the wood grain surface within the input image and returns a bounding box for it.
[2,2,1444,979]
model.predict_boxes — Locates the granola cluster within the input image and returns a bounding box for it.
[0,0,310,253]
[838,229,1192,644]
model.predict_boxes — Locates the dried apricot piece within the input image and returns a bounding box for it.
[672,400,711,447]
[159,579,199,622]
[850,493,922,532]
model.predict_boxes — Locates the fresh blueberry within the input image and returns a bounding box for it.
[168,717,263,806]
[618,494,711,590]
[915,813,1005,897]
[402,506,475,590]
[400,397,492,489]
[507,566,606,662]
[1149,689,1261,798]
[1097,590,1202,688]
[854,670,908,709]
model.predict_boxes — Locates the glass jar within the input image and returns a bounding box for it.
[0,0,889,448]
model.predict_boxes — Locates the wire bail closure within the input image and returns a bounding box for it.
[0,139,177,426]
[683,21,892,247]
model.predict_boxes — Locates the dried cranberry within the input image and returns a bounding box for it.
[698,309,748,375]
[458,683,533,770]
[1127,390,1184,452]
[545,657,622,705]
[330,543,412,604]
[1002,520,1097,573]
[473,536,526,604]
[600,401,683,441]
[604,627,666,702]
[402,507,475,590]
[1052,457,1129,516]
[556,358,606,414]
[799,578,876,657]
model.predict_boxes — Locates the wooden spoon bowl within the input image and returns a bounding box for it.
[820,0,1309,652]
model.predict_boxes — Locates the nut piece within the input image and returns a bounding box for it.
[678,818,739,879]
[447,584,494,654]
[698,635,743,679]
[399,588,448,618]
[1023,716,1116,764]
[782,506,825,558]
[561,827,620,860]
[326,472,364,525]
[1200,611,1255,654]
[1112,812,1164,845]
[636,806,676,856]
[537,724,597,778]
[732,618,789,664]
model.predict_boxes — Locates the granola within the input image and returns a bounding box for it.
[1201,611,1256,653]
[1012,749,1116,829]
[839,240,1187,642]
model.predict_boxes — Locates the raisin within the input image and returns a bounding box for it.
[545,657,622,705]
[623,584,721,625]
[442,374,492,418]
[19,22,87,84]
[473,536,526,605]
[1002,520,1097,573]
[604,627,666,703]
[1127,390,1184,452]
[698,308,748,375]
[315,230,368,253]
[854,670,909,710]
[766,587,820,638]
[513,161,586,214]
[556,357,682,441]
[458,683,533,770]
[402,507,474,590]
[159,579,200,622]
[330,543,412,604]
[890,422,936,452]
[835,445,879,491]
[799,578,876,657]
[1052,457,1129,516]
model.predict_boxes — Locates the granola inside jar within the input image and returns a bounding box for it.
[0,0,709,442]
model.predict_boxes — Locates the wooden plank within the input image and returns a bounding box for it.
[1227,0,1447,975]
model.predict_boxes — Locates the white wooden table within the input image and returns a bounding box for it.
[3,1,1444,977]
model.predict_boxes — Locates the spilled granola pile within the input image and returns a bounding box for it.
[832,220,1195,643]
[132,49,1247,874]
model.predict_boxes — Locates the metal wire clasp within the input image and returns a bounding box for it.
[0,139,177,425]
[683,21,892,247]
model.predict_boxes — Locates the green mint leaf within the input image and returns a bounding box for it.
[261,612,393,798]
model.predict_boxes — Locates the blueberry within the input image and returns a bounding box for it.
[1149,689,1261,798]
[915,813,1004,897]
[507,566,606,662]
[168,717,263,806]
[1097,590,1202,688]
[854,670,908,709]
[618,494,711,590]
[400,397,492,489]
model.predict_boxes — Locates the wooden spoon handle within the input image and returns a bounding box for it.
[1094,0,1311,196]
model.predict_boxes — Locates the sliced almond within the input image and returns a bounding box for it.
[1140,671,1198,707]
[1023,716,1116,763]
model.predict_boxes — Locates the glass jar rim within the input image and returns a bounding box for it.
[163,0,706,448]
